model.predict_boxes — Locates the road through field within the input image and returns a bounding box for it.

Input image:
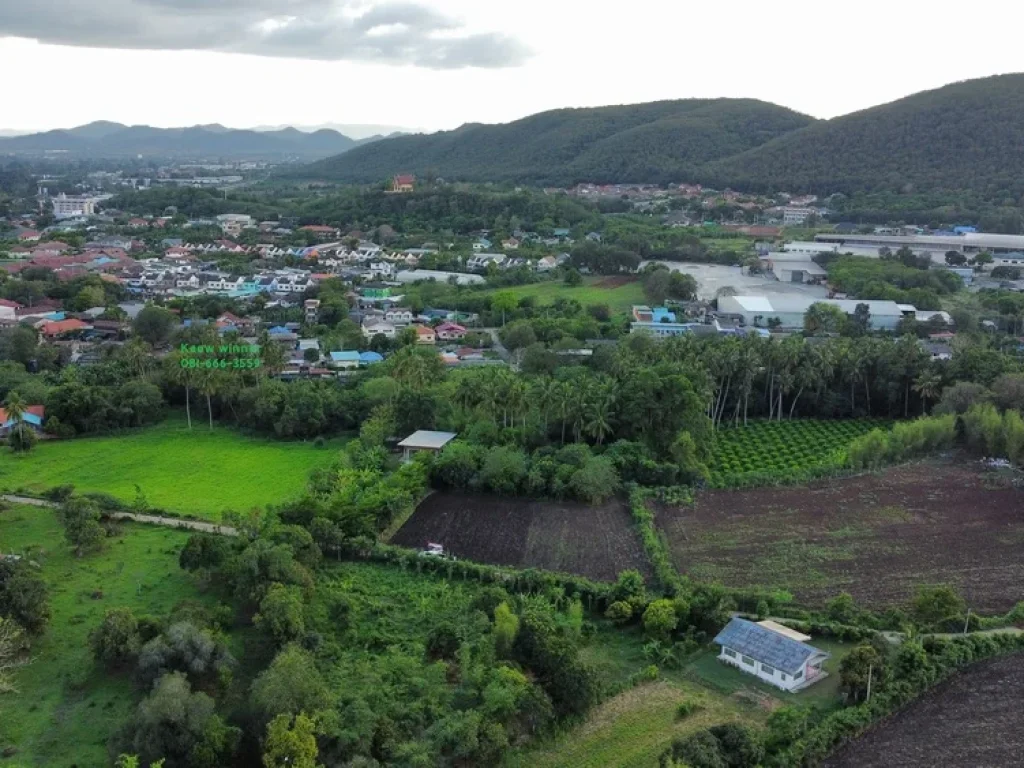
[1,494,238,536]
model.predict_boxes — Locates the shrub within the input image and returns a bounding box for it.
[90,607,141,668]
[643,599,679,639]
[606,601,634,624]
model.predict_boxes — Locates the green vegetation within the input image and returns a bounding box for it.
[704,73,1024,202]
[482,277,644,317]
[709,419,891,487]
[0,417,349,519]
[298,99,812,185]
[0,506,213,767]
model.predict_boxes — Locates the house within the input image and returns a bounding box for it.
[435,322,466,341]
[363,321,396,339]
[472,238,493,252]
[329,350,361,370]
[41,318,91,337]
[501,238,520,250]
[359,351,384,365]
[553,228,571,238]
[535,255,558,272]
[384,308,414,325]
[413,324,436,344]
[0,299,21,320]
[466,253,507,271]
[714,618,830,692]
[0,405,45,435]
[300,225,339,238]
[392,174,415,193]
[15,230,40,242]
[397,430,457,461]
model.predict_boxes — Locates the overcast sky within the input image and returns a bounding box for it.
[2,0,1022,134]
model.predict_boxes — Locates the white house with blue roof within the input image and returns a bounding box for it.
[714,618,830,692]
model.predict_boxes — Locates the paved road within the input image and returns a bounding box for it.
[478,327,515,368]
[1,494,237,536]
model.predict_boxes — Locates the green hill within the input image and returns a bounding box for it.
[701,74,1024,198]
[298,99,814,186]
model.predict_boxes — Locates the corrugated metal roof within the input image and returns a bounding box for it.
[713,618,828,673]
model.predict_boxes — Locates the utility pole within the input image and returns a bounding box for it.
[963,607,971,635]
[866,664,873,703]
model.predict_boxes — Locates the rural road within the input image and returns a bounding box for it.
[1,494,237,536]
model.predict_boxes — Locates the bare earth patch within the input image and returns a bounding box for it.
[656,460,1024,611]
[825,653,1024,767]
[392,492,651,582]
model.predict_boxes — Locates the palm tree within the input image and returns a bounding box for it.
[912,370,944,414]
[165,353,194,430]
[584,397,614,446]
[555,381,573,444]
[3,391,28,452]
[195,369,219,430]
[532,378,560,437]
[122,338,152,380]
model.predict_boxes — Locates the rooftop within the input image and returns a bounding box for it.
[397,430,458,450]
[714,618,828,674]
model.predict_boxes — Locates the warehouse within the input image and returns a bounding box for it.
[717,295,914,330]
[815,231,1024,256]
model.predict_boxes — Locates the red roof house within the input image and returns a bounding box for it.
[41,319,91,337]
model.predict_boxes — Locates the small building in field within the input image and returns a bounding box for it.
[713,617,830,692]
[397,430,457,461]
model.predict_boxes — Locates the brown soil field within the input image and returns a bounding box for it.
[825,653,1024,767]
[656,460,1024,611]
[592,276,636,288]
[391,492,651,582]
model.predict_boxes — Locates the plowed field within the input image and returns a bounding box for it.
[392,492,651,582]
[825,653,1024,767]
[657,460,1024,611]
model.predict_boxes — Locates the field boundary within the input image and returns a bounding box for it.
[1,494,237,536]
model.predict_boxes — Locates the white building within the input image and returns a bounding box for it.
[782,207,818,225]
[466,253,508,271]
[52,193,100,219]
[714,618,830,692]
[362,321,396,339]
[717,295,914,330]
[215,213,254,236]
[393,269,485,286]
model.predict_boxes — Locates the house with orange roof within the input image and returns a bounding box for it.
[413,324,436,344]
[41,318,91,337]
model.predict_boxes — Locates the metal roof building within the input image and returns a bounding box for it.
[713,618,830,692]
[816,231,1024,255]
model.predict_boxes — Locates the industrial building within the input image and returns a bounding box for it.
[717,295,915,330]
[815,231,1024,256]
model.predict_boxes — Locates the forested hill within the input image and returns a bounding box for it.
[700,74,1024,199]
[297,99,815,185]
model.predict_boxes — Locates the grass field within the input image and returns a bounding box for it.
[483,276,645,316]
[0,505,212,768]
[0,416,349,520]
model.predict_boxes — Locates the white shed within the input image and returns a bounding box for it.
[713,617,830,692]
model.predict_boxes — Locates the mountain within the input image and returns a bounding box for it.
[298,99,815,186]
[250,123,413,140]
[0,124,377,159]
[699,74,1024,198]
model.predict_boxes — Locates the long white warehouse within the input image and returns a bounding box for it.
[717,295,915,330]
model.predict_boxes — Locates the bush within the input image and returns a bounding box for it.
[605,601,634,624]
[479,446,528,495]
[675,700,701,719]
[90,608,141,668]
[643,599,679,639]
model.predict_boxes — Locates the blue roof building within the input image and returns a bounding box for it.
[359,351,384,364]
[329,351,360,368]
[713,618,830,692]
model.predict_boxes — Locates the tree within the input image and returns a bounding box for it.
[115,672,240,768]
[563,268,583,286]
[839,642,885,703]
[934,381,989,415]
[642,268,671,305]
[825,592,858,624]
[0,616,27,694]
[479,446,528,495]
[971,251,994,268]
[493,602,520,657]
[642,599,678,639]
[255,583,306,645]
[137,622,235,689]
[491,291,518,326]
[133,306,177,346]
[0,558,50,633]
[57,497,105,556]
[500,321,536,351]
[90,607,141,668]
[668,272,698,301]
[944,250,967,266]
[251,645,330,720]
[912,585,964,629]
[262,713,321,768]
[803,302,846,335]
[912,369,943,414]
[567,457,620,503]
[3,390,33,453]
[165,353,195,430]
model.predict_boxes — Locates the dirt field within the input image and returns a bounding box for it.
[825,653,1024,767]
[592,275,637,289]
[392,492,651,582]
[656,460,1024,611]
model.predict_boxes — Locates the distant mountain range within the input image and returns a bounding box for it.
[298,73,1024,200]
[0,122,398,159]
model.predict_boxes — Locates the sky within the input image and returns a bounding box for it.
[1,0,1022,135]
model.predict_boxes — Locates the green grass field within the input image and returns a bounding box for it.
[0,506,211,767]
[484,277,645,316]
[0,416,349,520]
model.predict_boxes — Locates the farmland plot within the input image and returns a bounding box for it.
[658,460,1024,611]
[392,492,651,581]
[825,653,1024,767]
